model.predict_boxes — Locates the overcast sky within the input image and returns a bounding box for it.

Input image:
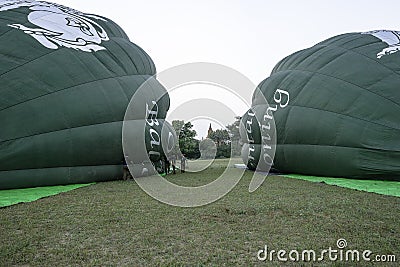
[57,0,399,137]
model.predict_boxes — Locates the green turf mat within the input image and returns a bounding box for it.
[284,174,400,197]
[0,183,95,208]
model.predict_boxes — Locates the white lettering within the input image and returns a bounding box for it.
[248,145,256,162]
[264,105,277,120]
[146,101,159,126]
[289,250,300,261]
[257,245,268,261]
[274,89,290,108]
[362,250,372,262]
[149,128,160,148]
[263,152,274,165]
[277,250,287,262]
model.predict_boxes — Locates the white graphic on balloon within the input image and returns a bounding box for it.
[0,0,109,52]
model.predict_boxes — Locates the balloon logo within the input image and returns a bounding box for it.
[0,1,109,52]
[362,30,400,58]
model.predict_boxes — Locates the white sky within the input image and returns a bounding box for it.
[57,0,399,138]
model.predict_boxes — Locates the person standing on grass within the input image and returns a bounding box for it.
[165,156,171,175]
[122,157,132,180]
[181,154,187,173]
[170,154,176,174]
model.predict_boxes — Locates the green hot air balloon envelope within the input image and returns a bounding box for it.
[0,0,175,189]
[242,30,400,181]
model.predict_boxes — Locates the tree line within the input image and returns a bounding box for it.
[171,116,242,159]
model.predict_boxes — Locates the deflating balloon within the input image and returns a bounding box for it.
[242,30,400,181]
[0,0,175,189]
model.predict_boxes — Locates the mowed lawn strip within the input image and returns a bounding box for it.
[0,159,399,266]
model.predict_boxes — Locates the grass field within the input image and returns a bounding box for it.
[0,159,399,266]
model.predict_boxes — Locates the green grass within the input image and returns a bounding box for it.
[0,159,399,266]
[0,183,95,208]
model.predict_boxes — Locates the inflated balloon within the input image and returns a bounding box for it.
[242,30,400,180]
[0,0,174,189]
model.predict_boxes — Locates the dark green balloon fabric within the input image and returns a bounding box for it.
[243,31,400,180]
[0,1,170,189]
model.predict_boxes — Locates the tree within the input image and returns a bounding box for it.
[226,116,242,157]
[172,120,185,136]
[171,120,200,159]
[208,129,230,158]
[208,129,230,147]
[216,143,231,158]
